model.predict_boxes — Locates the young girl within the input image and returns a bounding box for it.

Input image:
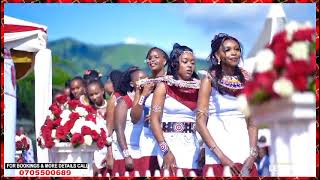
[130,47,169,176]
[150,43,202,176]
[69,76,91,106]
[113,66,147,176]
[86,80,111,176]
[196,33,258,176]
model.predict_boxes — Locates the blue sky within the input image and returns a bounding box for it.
[5,3,316,58]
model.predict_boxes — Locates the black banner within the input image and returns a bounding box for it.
[5,163,88,169]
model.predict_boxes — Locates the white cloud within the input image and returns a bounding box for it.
[124,37,139,44]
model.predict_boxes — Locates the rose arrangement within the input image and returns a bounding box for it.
[238,21,317,117]
[16,132,30,152]
[37,95,107,149]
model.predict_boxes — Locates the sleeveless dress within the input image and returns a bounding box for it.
[157,84,201,176]
[203,70,258,176]
[111,94,144,176]
[139,93,160,176]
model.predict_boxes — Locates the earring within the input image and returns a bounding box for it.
[217,60,221,65]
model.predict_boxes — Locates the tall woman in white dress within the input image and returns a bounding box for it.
[130,47,169,176]
[150,43,201,176]
[196,33,258,176]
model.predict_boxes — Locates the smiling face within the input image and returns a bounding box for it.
[216,39,241,67]
[146,49,167,73]
[130,70,147,88]
[177,52,195,81]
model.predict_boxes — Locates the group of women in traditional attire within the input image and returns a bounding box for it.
[61,33,258,177]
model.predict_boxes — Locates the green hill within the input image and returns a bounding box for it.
[48,38,210,77]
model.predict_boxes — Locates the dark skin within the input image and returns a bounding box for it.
[70,79,86,100]
[131,49,167,122]
[150,52,195,175]
[87,83,114,173]
[196,39,258,176]
[114,70,147,171]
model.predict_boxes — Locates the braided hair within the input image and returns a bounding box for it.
[167,43,199,80]
[209,33,245,95]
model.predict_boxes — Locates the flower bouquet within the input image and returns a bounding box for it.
[238,21,317,117]
[37,94,107,150]
[15,132,30,163]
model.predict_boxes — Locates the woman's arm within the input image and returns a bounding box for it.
[106,96,116,136]
[114,98,134,171]
[196,76,240,175]
[150,82,176,174]
[130,83,154,123]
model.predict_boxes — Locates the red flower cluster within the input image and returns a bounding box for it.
[37,95,107,149]
[15,133,30,151]
[241,23,317,105]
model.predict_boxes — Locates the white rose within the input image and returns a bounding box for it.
[84,135,93,146]
[285,21,299,41]
[60,110,72,126]
[254,49,275,73]
[287,41,310,61]
[15,135,21,142]
[47,110,55,120]
[53,139,60,144]
[75,107,88,117]
[51,130,56,138]
[70,119,86,134]
[273,77,294,97]
[237,94,251,117]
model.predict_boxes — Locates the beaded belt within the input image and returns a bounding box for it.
[162,122,196,133]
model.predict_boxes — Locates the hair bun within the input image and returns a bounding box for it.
[173,43,181,49]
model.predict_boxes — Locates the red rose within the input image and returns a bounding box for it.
[44,139,55,148]
[49,103,62,116]
[308,53,317,74]
[25,144,30,151]
[16,141,23,150]
[292,28,316,42]
[255,71,278,94]
[56,126,67,141]
[81,126,92,136]
[269,31,288,69]
[68,100,80,110]
[96,137,106,150]
[285,61,311,78]
[71,133,84,146]
[241,81,260,100]
[55,94,68,105]
[84,105,97,114]
[85,113,96,123]
[21,137,28,148]
[100,129,107,139]
[64,120,76,133]
[52,117,62,127]
[44,119,54,130]
[286,75,308,92]
[69,112,80,122]
[91,130,99,141]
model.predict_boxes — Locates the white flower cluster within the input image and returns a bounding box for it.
[15,134,27,142]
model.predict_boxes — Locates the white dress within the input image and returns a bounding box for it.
[157,94,200,169]
[205,88,250,165]
[112,96,144,160]
[139,93,159,157]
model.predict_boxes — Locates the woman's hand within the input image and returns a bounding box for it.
[241,156,256,176]
[162,151,177,176]
[219,154,241,176]
[124,156,134,172]
[141,83,154,97]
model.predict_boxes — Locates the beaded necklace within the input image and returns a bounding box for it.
[218,75,244,90]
